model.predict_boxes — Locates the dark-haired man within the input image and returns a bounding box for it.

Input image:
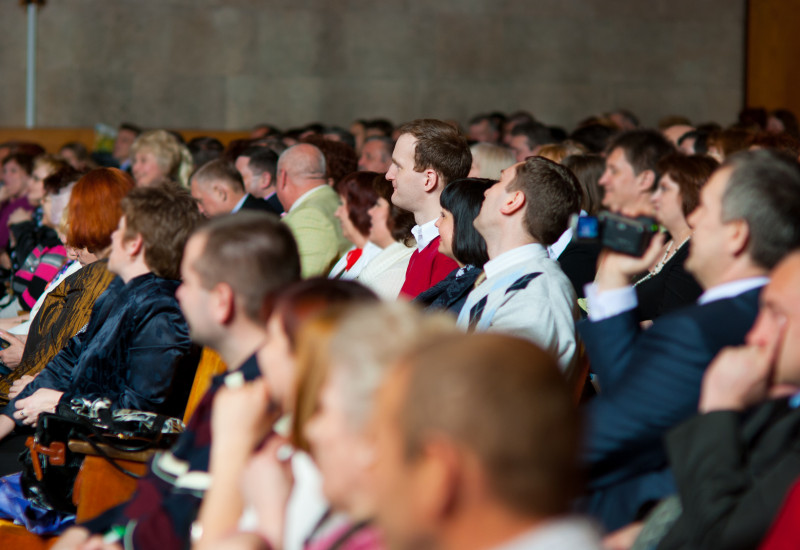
[508,122,554,162]
[0,185,205,447]
[372,333,603,550]
[235,146,283,214]
[55,211,302,550]
[458,157,580,377]
[358,136,393,173]
[387,119,470,298]
[191,159,275,218]
[598,129,674,214]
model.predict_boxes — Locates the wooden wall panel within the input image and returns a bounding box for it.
[747,0,800,115]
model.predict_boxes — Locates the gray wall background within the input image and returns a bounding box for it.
[0,0,746,131]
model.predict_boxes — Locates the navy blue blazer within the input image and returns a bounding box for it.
[241,193,283,216]
[577,287,762,531]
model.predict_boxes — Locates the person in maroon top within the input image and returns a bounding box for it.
[386,119,471,298]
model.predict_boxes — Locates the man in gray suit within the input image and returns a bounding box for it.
[457,156,580,378]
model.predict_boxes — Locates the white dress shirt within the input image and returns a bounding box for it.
[410,218,440,252]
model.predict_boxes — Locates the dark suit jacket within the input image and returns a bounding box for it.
[659,398,800,550]
[578,287,762,531]
[557,240,600,299]
[240,193,282,215]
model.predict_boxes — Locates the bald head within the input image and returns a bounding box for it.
[276,144,329,210]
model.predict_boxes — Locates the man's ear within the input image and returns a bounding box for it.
[213,183,228,203]
[635,169,656,193]
[726,219,751,258]
[260,172,274,192]
[210,282,235,325]
[414,436,463,522]
[500,189,526,216]
[277,169,288,190]
[126,233,144,258]
[423,169,440,193]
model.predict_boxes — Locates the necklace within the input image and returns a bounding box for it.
[634,235,691,286]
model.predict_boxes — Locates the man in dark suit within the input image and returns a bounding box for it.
[579,150,800,530]
[190,159,277,218]
[235,146,283,214]
[654,250,800,550]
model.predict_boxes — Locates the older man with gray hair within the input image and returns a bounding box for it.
[276,143,350,277]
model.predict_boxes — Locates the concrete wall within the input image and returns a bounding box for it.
[0,0,746,131]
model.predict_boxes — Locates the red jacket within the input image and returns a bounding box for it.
[399,237,458,298]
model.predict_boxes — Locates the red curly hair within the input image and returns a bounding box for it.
[67,168,134,252]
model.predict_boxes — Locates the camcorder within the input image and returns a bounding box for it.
[571,212,660,257]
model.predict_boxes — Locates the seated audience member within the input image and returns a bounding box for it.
[322,126,357,150]
[647,249,800,549]
[579,150,800,531]
[0,169,131,394]
[329,172,382,280]
[767,108,799,138]
[356,178,416,300]
[458,157,580,376]
[608,109,640,131]
[277,144,350,278]
[749,131,800,160]
[187,136,224,169]
[52,211,303,550]
[191,159,274,217]
[387,119,470,298]
[357,136,393,174]
[130,129,193,188]
[507,122,554,162]
[416,178,492,314]
[706,127,755,163]
[235,146,283,214]
[502,110,536,144]
[0,154,37,250]
[468,142,515,180]
[598,129,674,215]
[562,154,604,216]
[661,124,694,148]
[92,122,140,170]
[58,142,95,172]
[302,135,358,187]
[468,114,502,144]
[0,184,205,450]
[372,333,603,550]
[200,304,444,550]
[632,154,717,322]
[570,122,618,154]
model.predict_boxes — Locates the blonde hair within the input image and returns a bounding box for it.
[130,130,193,188]
[470,142,515,180]
[536,141,588,164]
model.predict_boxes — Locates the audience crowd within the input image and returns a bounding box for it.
[0,105,797,550]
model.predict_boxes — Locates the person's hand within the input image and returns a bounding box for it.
[14,388,63,425]
[603,521,644,550]
[211,378,280,461]
[8,207,32,226]
[595,231,666,292]
[49,526,91,550]
[700,320,788,413]
[79,536,123,550]
[9,374,35,399]
[0,329,26,370]
[244,435,295,547]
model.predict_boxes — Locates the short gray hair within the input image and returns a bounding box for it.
[277,143,327,180]
[721,150,800,269]
[327,302,456,432]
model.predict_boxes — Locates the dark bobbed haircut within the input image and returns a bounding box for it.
[656,154,719,218]
[193,211,301,323]
[372,177,416,246]
[509,157,581,245]
[334,171,381,237]
[440,178,492,267]
[121,184,204,280]
[561,154,604,216]
[273,278,379,350]
[67,168,134,252]
[396,119,472,186]
[606,129,675,185]
[720,149,800,270]
[2,152,35,174]
[400,333,580,517]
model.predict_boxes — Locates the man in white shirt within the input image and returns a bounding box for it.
[371,333,603,550]
[579,149,800,531]
[458,157,580,378]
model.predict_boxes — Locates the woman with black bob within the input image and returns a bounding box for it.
[415,177,493,314]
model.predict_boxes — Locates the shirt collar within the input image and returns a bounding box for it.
[484,243,547,280]
[289,185,326,212]
[547,227,573,260]
[410,218,440,252]
[231,193,249,214]
[698,276,769,305]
